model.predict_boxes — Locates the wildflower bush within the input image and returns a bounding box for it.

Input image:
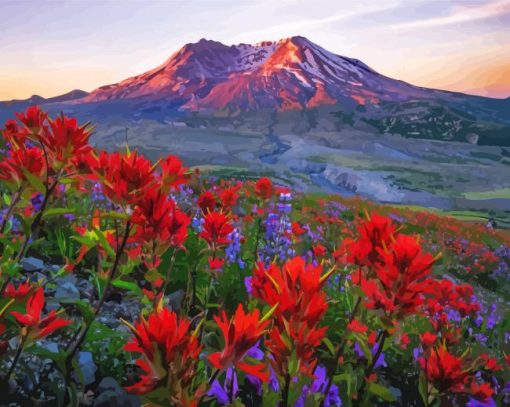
[0,107,509,406]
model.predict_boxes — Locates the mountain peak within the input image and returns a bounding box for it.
[81,36,431,110]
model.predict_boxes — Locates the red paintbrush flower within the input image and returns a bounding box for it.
[251,257,332,327]
[255,177,273,200]
[159,155,189,193]
[5,281,33,300]
[208,304,270,381]
[347,319,368,333]
[16,106,47,131]
[197,191,217,214]
[43,114,93,167]
[123,306,201,399]
[132,188,190,247]
[418,344,470,394]
[219,187,238,210]
[199,211,234,249]
[0,146,46,187]
[420,332,437,347]
[208,257,225,271]
[91,150,156,206]
[10,288,71,340]
[251,257,334,377]
[359,234,437,318]
[335,213,396,267]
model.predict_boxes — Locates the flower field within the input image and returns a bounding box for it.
[0,107,509,406]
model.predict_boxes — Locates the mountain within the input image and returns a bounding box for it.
[80,36,473,112]
[0,89,88,108]
[1,36,509,146]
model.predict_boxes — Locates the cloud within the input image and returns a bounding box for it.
[230,1,401,42]
[391,0,510,30]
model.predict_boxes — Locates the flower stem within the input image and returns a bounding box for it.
[64,221,131,384]
[355,330,388,406]
[281,373,291,407]
[320,296,362,406]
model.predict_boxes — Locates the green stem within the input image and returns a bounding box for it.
[355,330,389,406]
[320,296,361,407]
[281,373,291,407]
[64,221,131,382]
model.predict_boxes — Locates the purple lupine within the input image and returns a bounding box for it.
[260,193,295,264]
[296,365,342,406]
[226,227,244,269]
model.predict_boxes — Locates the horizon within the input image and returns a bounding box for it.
[1,0,509,100]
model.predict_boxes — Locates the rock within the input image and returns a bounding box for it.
[76,352,97,386]
[93,377,140,407]
[167,289,185,311]
[21,257,45,272]
[55,281,80,300]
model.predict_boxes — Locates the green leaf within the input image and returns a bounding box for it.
[112,279,142,295]
[60,299,95,325]
[42,207,76,219]
[323,337,336,356]
[103,211,130,221]
[85,320,126,343]
[92,227,116,258]
[22,169,46,194]
[3,192,12,206]
[367,382,396,402]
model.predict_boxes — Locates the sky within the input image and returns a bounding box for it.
[0,0,509,100]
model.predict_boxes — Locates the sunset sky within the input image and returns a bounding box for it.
[1,0,509,100]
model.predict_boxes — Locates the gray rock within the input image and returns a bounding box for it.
[21,257,45,272]
[167,289,185,311]
[76,352,97,386]
[55,282,80,300]
[93,377,140,407]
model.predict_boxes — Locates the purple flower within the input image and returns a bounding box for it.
[208,368,238,405]
[466,397,496,407]
[296,365,342,406]
[244,276,253,296]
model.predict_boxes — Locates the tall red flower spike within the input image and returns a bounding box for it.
[199,210,234,249]
[255,177,273,200]
[209,304,270,381]
[123,306,201,404]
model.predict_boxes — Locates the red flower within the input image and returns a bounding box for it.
[335,213,396,267]
[197,191,217,214]
[255,177,273,200]
[208,305,269,381]
[124,307,201,398]
[199,211,234,249]
[10,288,71,340]
[44,114,93,166]
[312,243,327,258]
[251,257,333,376]
[219,187,238,210]
[132,188,190,247]
[420,332,437,347]
[347,319,368,333]
[159,155,189,193]
[359,234,436,318]
[470,382,494,401]
[16,106,47,130]
[208,257,225,271]
[418,345,469,393]
[92,151,156,205]
[0,146,46,186]
[5,282,33,299]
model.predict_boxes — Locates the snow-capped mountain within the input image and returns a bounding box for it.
[81,36,451,112]
[1,36,509,147]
